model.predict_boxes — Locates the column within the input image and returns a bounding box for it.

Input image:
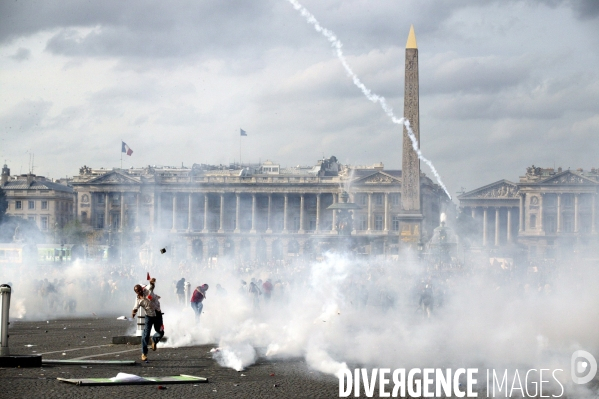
[315,193,321,232]
[155,192,161,231]
[218,194,225,233]
[90,192,95,228]
[507,207,512,243]
[186,237,193,260]
[574,194,579,232]
[250,194,257,233]
[556,194,562,233]
[171,194,177,232]
[518,195,524,232]
[592,194,597,234]
[134,193,140,232]
[234,193,241,233]
[367,193,372,233]
[494,208,500,246]
[187,193,193,232]
[471,207,476,219]
[539,193,544,232]
[331,193,337,233]
[298,194,305,233]
[120,192,125,231]
[266,194,272,233]
[384,193,389,232]
[202,194,209,233]
[483,208,488,246]
[283,194,289,233]
[104,193,109,230]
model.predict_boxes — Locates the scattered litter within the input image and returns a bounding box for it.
[274,384,279,387]
[157,385,167,390]
[233,384,239,386]
[209,348,220,353]
[160,248,166,254]
[46,321,49,324]
[45,331,48,333]
[102,337,106,339]
[117,316,127,320]
[240,374,246,377]
[81,366,87,369]
[270,373,275,377]
[62,353,66,356]
[63,327,67,330]
[212,389,217,392]
[111,373,147,383]
[24,345,36,347]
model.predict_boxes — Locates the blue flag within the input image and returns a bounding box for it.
[240,129,247,136]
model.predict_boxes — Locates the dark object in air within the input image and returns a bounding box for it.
[160,248,166,254]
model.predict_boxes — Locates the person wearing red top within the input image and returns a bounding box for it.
[190,284,208,322]
[262,279,273,301]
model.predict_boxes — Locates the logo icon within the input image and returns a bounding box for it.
[571,350,597,384]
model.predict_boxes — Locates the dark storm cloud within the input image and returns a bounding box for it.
[0,0,512,63]
[533,0,599,20]
[1,0,291,60]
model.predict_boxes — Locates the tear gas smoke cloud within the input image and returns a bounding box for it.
[1,231,598,397]
[286,0,452,200]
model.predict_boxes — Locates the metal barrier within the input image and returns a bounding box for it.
[0,284,11,356]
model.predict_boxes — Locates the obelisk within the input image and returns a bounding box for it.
[400,25,423,243]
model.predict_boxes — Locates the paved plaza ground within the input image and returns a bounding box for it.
[0,317,341,399]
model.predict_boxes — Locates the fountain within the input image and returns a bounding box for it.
[303,191,364,257]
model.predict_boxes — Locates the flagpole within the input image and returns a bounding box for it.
[120,140,123,169]
[239,132,241,167]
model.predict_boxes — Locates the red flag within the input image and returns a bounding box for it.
[147,272,151,281]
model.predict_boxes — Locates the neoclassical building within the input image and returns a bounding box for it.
[458,166,599,258]
[1,164,76,232]
[71,159,450,263]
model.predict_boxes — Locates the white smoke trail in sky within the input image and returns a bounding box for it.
[286,0,452,200]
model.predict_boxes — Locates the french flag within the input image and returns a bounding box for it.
[122,141,133,156]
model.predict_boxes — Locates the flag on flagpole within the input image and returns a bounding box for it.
[240,129,247,136]
[121,141,133,156]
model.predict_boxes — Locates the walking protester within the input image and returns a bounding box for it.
[132,277,164,361]
[248,279,262,311]
[216,283,228,296]
[190,284,209,323]
[262,279,273,301]
[176,277,186,305]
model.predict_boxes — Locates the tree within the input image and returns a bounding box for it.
[0,216,44,244]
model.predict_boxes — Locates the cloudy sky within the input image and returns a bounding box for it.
[1,0,598,198]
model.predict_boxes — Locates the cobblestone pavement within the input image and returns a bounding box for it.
[0,317,340,399]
